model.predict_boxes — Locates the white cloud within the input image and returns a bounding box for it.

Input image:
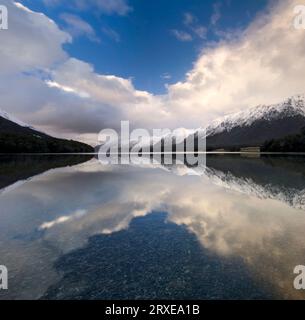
[39,209,87,230]
[102,26,121,42]
[97,0,132,15]
[0,1,71,75]
[211,2,222,26]
[193,25,207,39]
[183,12,196,26]
[45,80,90,98]
[181,12,207,40]
[161,73,172,80]
[171,29,193,42]
[60,13,100,42]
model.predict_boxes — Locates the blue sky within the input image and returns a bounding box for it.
[20,0,268,94]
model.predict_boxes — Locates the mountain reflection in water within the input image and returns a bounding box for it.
[0,154,305,299]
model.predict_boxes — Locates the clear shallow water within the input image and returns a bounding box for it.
[0,154,305,299]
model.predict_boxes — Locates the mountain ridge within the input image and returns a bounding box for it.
[203,94,305,150]
[0,110,93,153]
[205,94,305,137]
[149,94,305,152]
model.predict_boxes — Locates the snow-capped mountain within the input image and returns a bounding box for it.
[203,94,305,150]
[206,95,305,137]
[98,94,305,153]
[148,94,305,152]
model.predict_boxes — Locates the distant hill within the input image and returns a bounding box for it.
[0,111,93,153]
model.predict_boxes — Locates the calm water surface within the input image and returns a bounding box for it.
[0,154,305,300]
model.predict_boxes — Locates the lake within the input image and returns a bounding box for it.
[0,154,305,299]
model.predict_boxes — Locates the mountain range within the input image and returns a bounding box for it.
[153,94,305,152]
[2,94,305,153]
[204,94,305,151]
[0,110,93,153]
